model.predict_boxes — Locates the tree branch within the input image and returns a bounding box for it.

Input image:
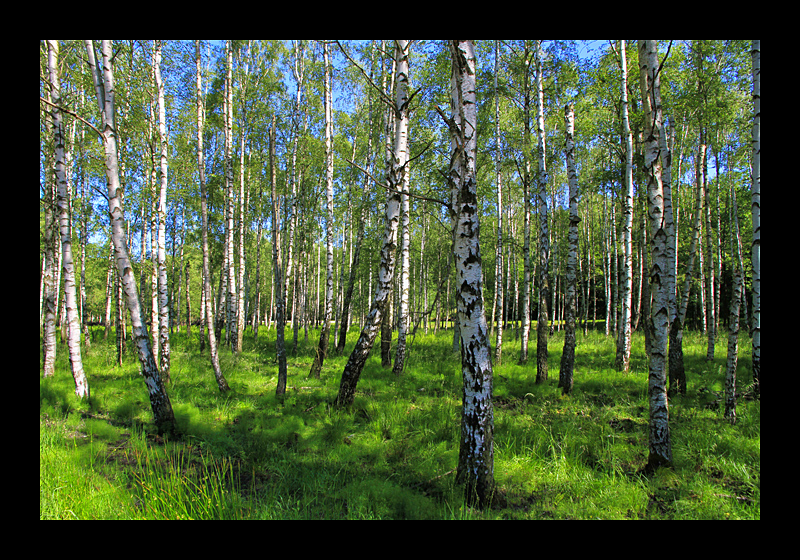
[39,96,105,142]
[344,157,450,211]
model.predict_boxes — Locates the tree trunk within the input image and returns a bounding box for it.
[153,40,171,381]
[310,41,335,379]
[195,40,229,392]
[669,143,705,396]
[270,116,288,397]
[47,40,89,398]
[448,40,495,509]
[559,103,579,395]
[615,39,635,372]
[85,39,175,433]
[724,182,746,423]
[638,39,672,472]
[335,39,409,406]
[750,40,760,399]
[534,40,549,384]
[224,40,238,352]
[493,40,504,366]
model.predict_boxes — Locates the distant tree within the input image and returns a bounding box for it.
[310,41,335,380]
[195,40,229,392]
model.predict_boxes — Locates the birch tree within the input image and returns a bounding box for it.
[558,102,579,395]
[335,39,410,406]
[638,39,672,472]
[614,39,635,372]
[534,40,549,384]
[84,39,175,433]
[724,178,745,424]
[270,116,288,397]
[224,40,238,351]
[196,40,229,392]
[448,39,495,509]
[493,40,505,365]
[310,41,335,379]
[153,40,171,380]
[46,40,89,399]
[750,39,760,399]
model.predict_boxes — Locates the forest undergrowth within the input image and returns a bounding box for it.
[40,325,760,519]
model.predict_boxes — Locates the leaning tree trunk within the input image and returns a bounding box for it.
[558,103,579,395]
[750,39,760,399]
[85,39,175,433]
[196,40,229,392]
[47,40,89,399]
[309,41,335,379]
[335,39,409,407]
[447,39,495,509]
[638,39,672,472]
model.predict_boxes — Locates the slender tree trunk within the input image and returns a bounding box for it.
[310,41,335,379]
[224,40,238,352]
[750,40,760,399]
[638,39,672,472]
[493,40,504,366]
[270,116,288,397]
[519,42,533,365]
[195,40,229,392]
[335,39,409,406]
[724,181,745,424]
[153,40,171,381]
[47,40,89,398]
[669,143,705,396]
[85,39,175,433]
[392,130,411,375]
[41,78,58,379]
[615,39,635,372]
[448,40,495,509]
[534,40,549,384]
[559,103,579,395]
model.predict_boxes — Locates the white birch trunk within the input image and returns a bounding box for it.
[493,40,504,365]
[196,40,229,392]
[47,40,89,398]
[449,39,495,509]
[615,40,635,372]
[534,40,549,384]
[750,40,760,398]
[224,40,238,351]
[559,103,579,395]
[85,39,174,433]
[153,40,171,380]
[638,39,672,471]
[310,41,336,379]
[336,39,409,406]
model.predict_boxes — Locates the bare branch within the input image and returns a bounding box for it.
[39,96,105,142]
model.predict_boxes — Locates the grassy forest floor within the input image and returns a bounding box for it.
[40,324,760,519]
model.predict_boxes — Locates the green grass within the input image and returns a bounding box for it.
[40,324,759,519]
